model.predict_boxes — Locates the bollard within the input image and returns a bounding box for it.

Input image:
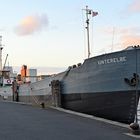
[129,123,140,135]
[40,102,45,108]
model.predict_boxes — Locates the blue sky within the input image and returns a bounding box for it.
[0,0,140,74]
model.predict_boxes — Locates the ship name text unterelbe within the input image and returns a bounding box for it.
[97,56,126,65]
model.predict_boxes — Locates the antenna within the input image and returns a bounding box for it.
[111,27,115,52]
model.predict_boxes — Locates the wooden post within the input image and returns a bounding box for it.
[12,80,19,102]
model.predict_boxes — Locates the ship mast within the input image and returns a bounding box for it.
[0,36,3,71]
[85,6,91,58]
[84,6,98,58]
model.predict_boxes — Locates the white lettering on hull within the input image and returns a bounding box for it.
[97,56,126,65]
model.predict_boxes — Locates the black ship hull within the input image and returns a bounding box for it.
[61,91,140,124]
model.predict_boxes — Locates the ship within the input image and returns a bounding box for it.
[53,6,140,124]
[3,6,140,124]
[13,44,140,124]
[56,46,140,124]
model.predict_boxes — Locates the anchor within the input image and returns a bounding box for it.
[124,73,139,86]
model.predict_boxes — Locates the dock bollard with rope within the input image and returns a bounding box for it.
[129,122,140,135]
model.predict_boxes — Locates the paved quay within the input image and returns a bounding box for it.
[0,101,139,140]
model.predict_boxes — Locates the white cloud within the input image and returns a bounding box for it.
[15,14,48,36]
[125,0,140,14]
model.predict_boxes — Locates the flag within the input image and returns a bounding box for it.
[92,11,98,17]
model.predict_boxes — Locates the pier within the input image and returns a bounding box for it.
[0,101,139,140]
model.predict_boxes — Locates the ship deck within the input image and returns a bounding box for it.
[0,101,139,140]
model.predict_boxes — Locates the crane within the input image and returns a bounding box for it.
[3,54,8,70]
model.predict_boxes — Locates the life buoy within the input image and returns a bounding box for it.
[7,79,11,84]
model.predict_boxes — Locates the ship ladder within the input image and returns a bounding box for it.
[137,101,140,123]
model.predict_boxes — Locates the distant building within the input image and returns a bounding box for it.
[26,69,37,83]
